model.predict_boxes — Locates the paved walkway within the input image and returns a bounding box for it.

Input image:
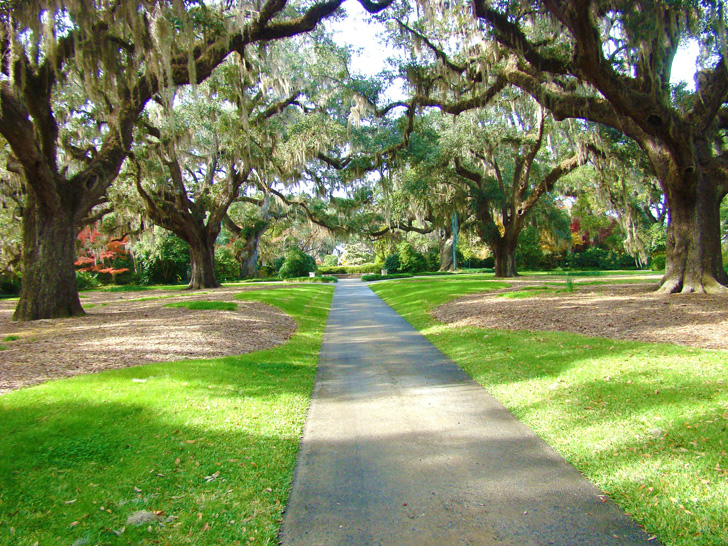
[279,279,656,546]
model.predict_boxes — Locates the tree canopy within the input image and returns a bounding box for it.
[1,0,727,319]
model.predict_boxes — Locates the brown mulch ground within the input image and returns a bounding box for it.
[432,280,728,351]
[0,285,296,395]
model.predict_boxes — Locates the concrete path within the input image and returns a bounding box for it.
[279,279,656,546]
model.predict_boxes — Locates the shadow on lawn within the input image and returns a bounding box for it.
[0,380,304,545]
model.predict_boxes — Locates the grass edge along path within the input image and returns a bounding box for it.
[370,278,728,546]
[0,284,334,546]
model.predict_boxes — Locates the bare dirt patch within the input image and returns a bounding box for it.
[433,281,728,350]
[0,285,297,395]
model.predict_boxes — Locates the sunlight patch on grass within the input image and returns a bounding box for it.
[0,285,334,546]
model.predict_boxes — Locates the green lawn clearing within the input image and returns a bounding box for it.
[371,278,728,546]
[0,284,334,546]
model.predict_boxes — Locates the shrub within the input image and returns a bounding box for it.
[76,270,101,290]
[136,235,190,285]
[272,256,286,273]
[258,264,278,278]
[323,254,339,267]
[0,276,21,296]
[569,247,637,270]
[362,273,414,281]
[396,241,426,273]
[317,266,348,275]
[650,253,666,271]
[384,253,400,274]
[284,276,338,283]
[317,263,381,275]
[279,248,316,279]
[214,247,240,282]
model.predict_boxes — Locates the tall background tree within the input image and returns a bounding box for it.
[0,0,393,320]
[470,0,728,292]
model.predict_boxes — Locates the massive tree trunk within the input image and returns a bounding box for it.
[187,230,220,289]
[492,233,519,278]
[492,221,523,278]
[239,228,267,278]
[13,191,84,320]
[660,173,728,293]
[645,136,728,294]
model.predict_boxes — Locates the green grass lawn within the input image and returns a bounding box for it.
[371,278,728,546]
[0,284,334,546]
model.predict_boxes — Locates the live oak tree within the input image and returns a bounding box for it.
[224,192,289,278]
[0,0,393,320]
[445,99,586,277]
[131,32,347,289]
[383,15,587,276]
[471,0,728,292]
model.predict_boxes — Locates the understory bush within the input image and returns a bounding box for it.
[322,254,339,267]
[279,248,316,279]
[317,263,380,275]
[650,253,666,271]
[0,276,20,296]
[568,247,637,270]
[362,273,414,281]
[214,247,240,282]
[76,270,101,290]
[396,241,427,273]
[383,253,401,274]
[135,235,190,285]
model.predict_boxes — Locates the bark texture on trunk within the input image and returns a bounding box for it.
[13,192,84,320]
[239,232,262,278]
[659,173,728,293]
[438,226,454,271]
[439,238,454,271]
[188,233,220,290]
[493,236,518,278]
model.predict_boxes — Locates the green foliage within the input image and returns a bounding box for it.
[317,263,380,275]
[0,276,20,296]
[135,235,190,285]
[283,276,338,284]
[322,254,339,267]
[362,273,414,281]
[650,253,666,271]
[383,254,401,274]
[272,256,286,273]
[76,270,101,291]
[397,242,426,273]
[569,248,637,270]
[340,242,374,265]
[214,246,240,283]
[515,226,546,271]
[278,248,316,279]
[0,285,334,546]
[424,247,440,271]
[165,301,238,311]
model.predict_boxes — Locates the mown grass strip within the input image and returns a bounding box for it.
[370,278,727,546]
[0,284,334,546]
[165,301,238,311]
